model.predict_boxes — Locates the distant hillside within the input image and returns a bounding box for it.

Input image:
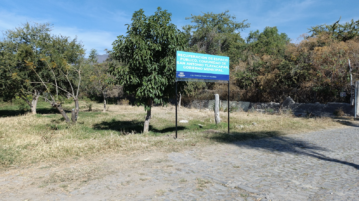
[96,54,109,63]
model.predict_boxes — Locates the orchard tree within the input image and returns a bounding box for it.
[0,22,84,120]
[0,23,52,114]
[111,7,187,133]
[85,49,117,112]
[26,34,85,122]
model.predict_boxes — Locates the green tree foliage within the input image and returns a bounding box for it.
[246,26,290,57]
[111,7,187,133]
[184,10,249,58]
[0,23,52,114]
[182,11,249,95]
[0,22,84,120]
[83,49,117,112]
[309,17,359,42]
[235,19,359,103]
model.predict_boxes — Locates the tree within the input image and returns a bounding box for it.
[181,11,250,95]
[234,20,359,103]
[246,26,290,57]
[183,10,249,57]
[27,34,85,122]
[0,23,52,114]
[309,17,359,42]
[111,7,187,133]
[85,49,117,112]
[0,23,85,120]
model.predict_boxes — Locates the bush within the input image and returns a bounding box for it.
[119,98,130,105]
[334,107,345,117]
[13,98,30,112]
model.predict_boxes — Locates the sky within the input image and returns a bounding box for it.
[1,0,358,55]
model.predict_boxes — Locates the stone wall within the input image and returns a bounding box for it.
[185,98,354,117]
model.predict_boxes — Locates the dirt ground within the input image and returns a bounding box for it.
[1,125,359,200]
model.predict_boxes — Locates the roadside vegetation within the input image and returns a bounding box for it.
[0,100,346,168]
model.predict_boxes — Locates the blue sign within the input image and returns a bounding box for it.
[176,51,229,81]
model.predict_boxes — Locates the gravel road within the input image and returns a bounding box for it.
[1,126,358,201]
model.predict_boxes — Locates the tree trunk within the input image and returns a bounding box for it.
[178,92,181,108]
[214,94,221,124]
[31,91,40,114]
[71,109,77,123]
[103,98,107,112]
[53,103,70,123]
[143,99,152,133]
[72,98,79,123]
[74,98,79,111]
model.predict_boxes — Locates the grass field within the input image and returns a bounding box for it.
[0,100,348,168]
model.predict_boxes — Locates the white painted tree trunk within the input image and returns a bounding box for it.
[72,98,79,123]
[103,98,107,112]
[143,99,152,133]
[214,94,220,124]
[143,107,151,133]
[31,91,39,114]
[178,92,181,108]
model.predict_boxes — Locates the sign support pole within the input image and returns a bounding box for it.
[355,81,359,120]
[228,81,230,134]
[175,81,178,138]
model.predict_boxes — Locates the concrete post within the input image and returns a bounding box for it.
[214,94,221,124]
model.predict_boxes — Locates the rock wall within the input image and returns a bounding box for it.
[185,98,354,117]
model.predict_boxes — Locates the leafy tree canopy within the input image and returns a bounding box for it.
[309,17,359,42]
[0,22,84,116]
[111,7,187,108]
[246,26,290,57]
[183,10,250,57]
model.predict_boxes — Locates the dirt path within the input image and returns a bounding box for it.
[1,126,359,201]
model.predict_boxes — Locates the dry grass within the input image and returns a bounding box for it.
[0,101,348,168]
[40,165,106,188]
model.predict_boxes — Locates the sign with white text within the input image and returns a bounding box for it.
[176,51,229,81]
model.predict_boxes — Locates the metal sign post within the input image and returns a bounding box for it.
[228,81,230,134]
[175,80,178,138]
[175,51,230,139]
[355,81,359,120]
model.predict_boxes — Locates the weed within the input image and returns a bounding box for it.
[156,189,166,196]
[334,107,345,117]
[0,147,19,167]
[179,178,187,183]
[41,132,54,144]
[305,110,314,118]
[196,178,212,191]
[49,124,59,130]
[119,99,130,105]
[265,108,275,114]
[41,165,105,187]
[230,105,239,113]
[87,103,92,111]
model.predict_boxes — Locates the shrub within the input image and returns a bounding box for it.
[334,107,345,117]
[13,98,30,112]
[119,99,130,105]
